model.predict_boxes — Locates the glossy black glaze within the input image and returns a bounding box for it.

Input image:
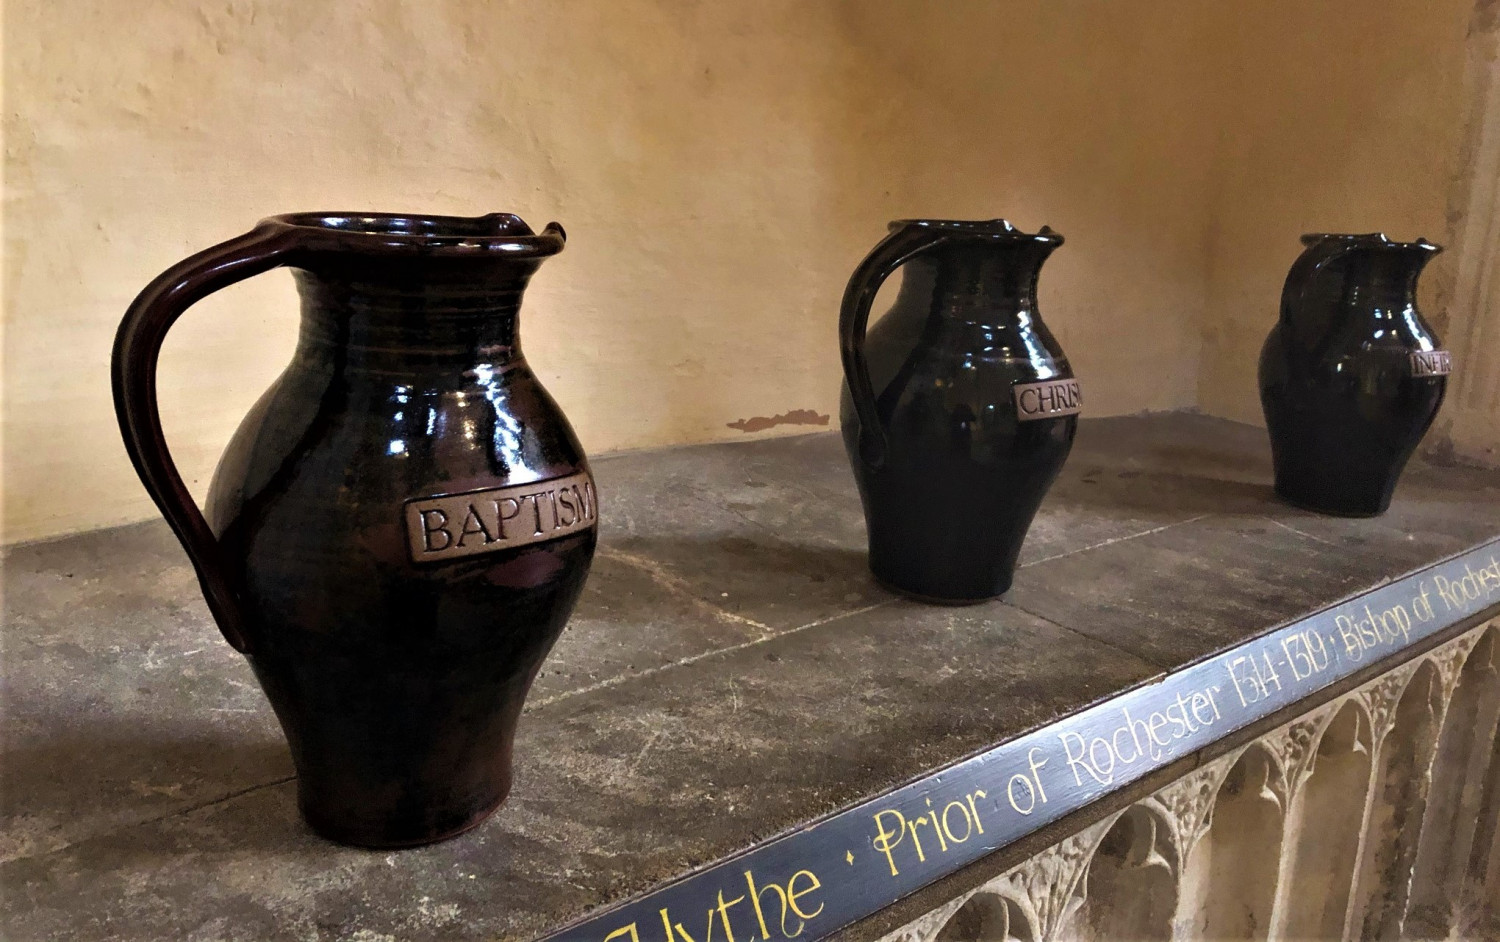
[1259,233,1448,517]
[112,213,595,847]
[839,220,1078,602]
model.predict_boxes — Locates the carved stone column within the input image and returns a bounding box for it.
[1430,0,1500,465]
[875,623,1500,942]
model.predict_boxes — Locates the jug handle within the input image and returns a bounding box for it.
[111,224,302,653]
[839,226,948,470]
[1280,236,1357,350]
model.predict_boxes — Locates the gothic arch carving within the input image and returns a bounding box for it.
[1360,659,1422,751]
[984,815,1117,942]
[1139,751,1239,862]
[931,890,1037,942]
[872,621,1500,942]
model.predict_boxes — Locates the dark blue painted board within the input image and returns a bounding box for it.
[541,540,1500,942]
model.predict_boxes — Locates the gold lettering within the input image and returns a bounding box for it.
[924,798,949,853]
[905,815,930,862]
[1113,723,1138,763]
[941,801,973,843]
[786,871,823,921]
[1335,614,1363,660]
[604,924,641,942]
[660,909,696,942]
[1172,692,1200,734]
[872,809,905,876]
[965,789,986,835]
[1026,748,1049,804]
[714,890,745,942]
[1146,712,1171,746]
[1007,772,1038,814]
[1189,692,1215,727]
[743,871,794,940]
[1060,731,1099,786]
[1089,736,1117,781]
[1008,747,1051,813]
[1124,707,1161,761]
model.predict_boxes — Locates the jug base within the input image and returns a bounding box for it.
[299,791,509,850]
[872,572,1009,606]
[1272,482,1389,519]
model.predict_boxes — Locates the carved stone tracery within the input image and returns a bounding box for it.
[873,620,1500,942]
[1139,752,1237,860]
[1261,711,1327,805]
[983,816,1116,941]
[1431,631,1484,704]
[1360,661,1420,750]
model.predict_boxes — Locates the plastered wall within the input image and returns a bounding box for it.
[1,1,1487,543]
[1195,0,1478,426]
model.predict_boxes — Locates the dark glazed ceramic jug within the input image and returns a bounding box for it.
[1259,233,1450,517]
[839,219,1079,603]
[112,213,597,847]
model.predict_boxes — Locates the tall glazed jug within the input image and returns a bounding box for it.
[839,219,1079,603]
[112,213,596,847]
[1259,232,1450,516]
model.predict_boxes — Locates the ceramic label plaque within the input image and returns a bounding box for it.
[404,471,596,563]
[1410,350,1452,377]
[1013,378,1082,420]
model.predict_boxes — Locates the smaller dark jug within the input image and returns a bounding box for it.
[839,219,1079,603]
[113,213,597,847]
[1259,232,1450,517]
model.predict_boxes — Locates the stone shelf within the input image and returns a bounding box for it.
[4,413,1500,942]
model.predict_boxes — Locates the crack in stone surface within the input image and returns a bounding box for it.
[594,545,777,635]
[524,599,897,711]
[1020,514,1214,568]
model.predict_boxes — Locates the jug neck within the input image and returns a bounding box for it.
[256,211,564,378]
[895,240,1054,328]
[291,263,538,376]
[1342,248,1430,318]
[1295,233,1440,324]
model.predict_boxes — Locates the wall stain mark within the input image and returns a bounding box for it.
[727,409,831,433]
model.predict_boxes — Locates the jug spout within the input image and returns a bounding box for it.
[260,212,566,270]
[1283,232,1442,338]
[1296,231,1442,281]
[883,219,1064,324]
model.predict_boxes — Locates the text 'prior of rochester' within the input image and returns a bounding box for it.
[404,471,597,563]
[1013,377,1082,421]
[1410,350,1452,377]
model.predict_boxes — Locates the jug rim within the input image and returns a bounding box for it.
[1299,231,1440,253]
[259,212,566,257]
[888,218,1063,243]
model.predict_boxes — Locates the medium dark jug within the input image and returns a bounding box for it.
[112,213,597,847]
[1259,232,1450,517]
[839,219,1079,603]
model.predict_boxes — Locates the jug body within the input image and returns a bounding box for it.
[1259,233,1449,517]
[839,220,1079,602]
[113,213,596,847]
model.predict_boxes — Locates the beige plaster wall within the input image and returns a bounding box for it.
[2,0,1226,543]
[1,1,1486,543]
[1195,0,1478,426]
